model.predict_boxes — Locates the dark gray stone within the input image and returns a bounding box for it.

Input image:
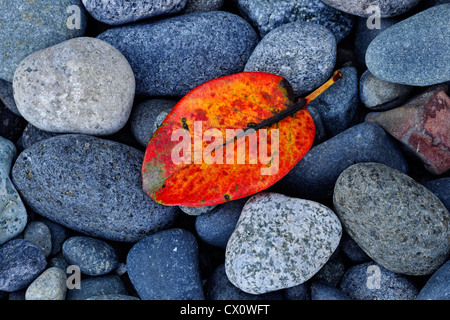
[275,122,409,203]
[0,239,47,292]
[98,11,258,97]
[236,0,354,42]
[21,124,59,150]
[23,221,52,257]
[321,0,421,17]
[306,106,327,145]
[66,274,127,300]
[204,264,283,300]
[127,228,204,300]
[340,233,371,263]
[0,102,27,143]
[11,134,179,242]
[130,99,177,147]
[417,260,450,300]
[184,0,223,13]
[366,4,450,86]
[81,0,187,25]
[310,280,351,300]
[340,262,418,300]
[195,198,246,249]
[0,0,87,82]
[333,162,450,276]
[283,283,310,300]
[308,67,359,137]
[0,79,20,116]
[244,22,336,97]
[62,236,118,276]
[422,178,450,212]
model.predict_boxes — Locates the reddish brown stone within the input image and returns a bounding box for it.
[366,85,450,175]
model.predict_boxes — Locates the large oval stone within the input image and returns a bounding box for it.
[13,37,135,136]
[333,162,450,275]
[225,192,342,294]
[97,11,258,97]
[11,134,179,242]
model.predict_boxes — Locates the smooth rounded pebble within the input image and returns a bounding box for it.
[25,267,67,300]
[225,192,342,294]
[244,21,336,97]
[13,37,135,136]
[0,137,27,246]
[81,0,187,25]
[237,0,354,42]
[366,4,450,86]
[310,280,351,300]
[11,134,179,242]
[422,178,450,212]
[0,239,47,292]
[130,99,177,147]
[417,260,450,300]
[276,122,409,202]
[333,162,450,276]
[66,274,127,300]
[98,11,258,97]
[23,221,52,257]
[62,236,118,276]
[359,70,413,111]
[321,0,421,17]
[339,262,418,300]
[0,0,87,82]
[127,228,204,300]
[0,79,20,116]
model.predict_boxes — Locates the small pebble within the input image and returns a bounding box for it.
[321,0,421,17]
[66,274,127,300]
[23,221,52,257]
[417,260,450,300]
[25,267,67,300]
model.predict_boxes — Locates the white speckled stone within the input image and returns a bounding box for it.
[225,192,342,294]
[25,267,67,300]
[13,37,135,136]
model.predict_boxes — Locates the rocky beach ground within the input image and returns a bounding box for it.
[0,0,449,302]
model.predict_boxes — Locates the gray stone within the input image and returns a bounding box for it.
[23,221,52,257]
[11,134,179,242]
[417,260,450,300]
[179,205,217,216]
[422,178,450,212]
[275,122,409,203]
[184,0,223,13]
[0,239,47,292]
[0,137,27,246]
[244,22,336,97]
[98,11,258,97]
[66,274,127,300]
[37,218,69,256]
[333,162,450,275]
[237,0,354,42]
[225,192,342,294]
[306,106,327,145]
[339,262,418,300]
[130,99,177,147]
[366,4,450,86]
[310,280,351,300]
[359,70,414,111]
[0,79,20,116]
[25,267,67,300]
[13,37,135,136]
[81,0,187,25]
[321,0,421,17]
[20,124,59,150]
[62,236,118,276]
[0,0,87,82]
[308,66,359,137]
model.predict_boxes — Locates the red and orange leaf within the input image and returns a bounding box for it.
[142,71,342,206]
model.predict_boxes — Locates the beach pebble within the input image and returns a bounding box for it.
[244,22,336,97]
[417,260,450,300]
[13,37,135,136]
[339,262,418,300]
[11,134,179,242]
[98,11,258,97]
[0,79,20,116]
[62,236,118,276]
[276,122,409,202]
[236,0,354,42]
[0,239,47,292]
[127,228,204,300]
[225,193,341,294]
[422,178,450,212]
[366,85,450,175]
[25,267,67,300]
[366,4,450,86]
[333,162,450,275]
[81,0,187,25]
[0,0,87,82]
[184,0,223,13]
[310,280,351,300]
[23,221,52,257]
[321,0,421,17]
[0,137,27,246]
[66,274,127,300]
